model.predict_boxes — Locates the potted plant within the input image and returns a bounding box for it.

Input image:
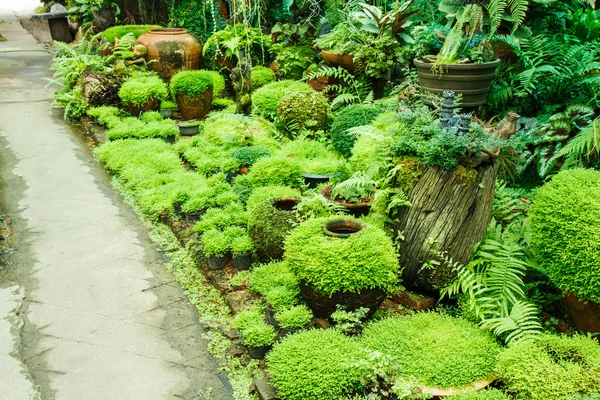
[228,146,271,174]
[177,120,200,136]
[321,172,376,217]
[234,309,276,359]
[530,168,600,335]
[118,73,168,116]
[264,286,300,323]
[170,70,215,120]
[284,217,399,318]
[201,228,230,270]
[414,0,529,106]
[159,100,177,118]
[275,305,313,336]
[230,233,255,271]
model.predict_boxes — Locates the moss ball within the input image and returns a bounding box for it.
[361,313,502,389]
[251,66,276,90]
[496,333,600,399]
[267,329,364,400]
[529,168,600,303]
[331,104,383,158]
[202,70,226,98]
[248,198,300,261]
[284,217,398,296]
[170,70,215,99]
[251,80,313,120]
[246,155,304,188]
[277,91,329,136]
[118,74,168,106]
[101,24,162,43]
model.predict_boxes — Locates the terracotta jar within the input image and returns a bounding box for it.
[137,28,202,81]
[176,88,213,120]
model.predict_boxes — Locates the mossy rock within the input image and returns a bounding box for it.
[248,198,300,261]
[277,91,329,137]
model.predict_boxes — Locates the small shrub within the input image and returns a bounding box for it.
[529,168,600,303]
[201,228,230,257]
[241,322,276,347]
[140,111,163,122]
[249,261,298,295]
[233,309,264,331]
[160,100,178,110]
[251,65,276,90]
[277,91,328,135]
[246,156,304,188]
[202,70,225,98]
[361,313,502,389]
[118,74,168,106]
[275,305,312,329]
[267,329,364,400]
[87,105,122,128]
[496,333,600,399]
[202,113,255,149]
[275,139,348,176]
[331,104,383,158]
[170,70,214,99]
[252,80,313,120]
[229,146,271,167]
[107,117,178,140]
[284,217,398,296]
[231,232,255,255]
[263,285,300,311]
[248,199,300,260]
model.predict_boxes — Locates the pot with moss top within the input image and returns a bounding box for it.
[202,228,229,270]
[171,70,214,120]
[178,120,200,136]
[207,255,227,270]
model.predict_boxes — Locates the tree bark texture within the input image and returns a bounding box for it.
[398,163,497,292]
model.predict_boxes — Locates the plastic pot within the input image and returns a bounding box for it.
[303,173,330,189]
[163,135,176,144]
[185,211,203,225]
[247,345,269,359]
[233,253,253,270]
[207,255,227,270]
[266,306,279,329]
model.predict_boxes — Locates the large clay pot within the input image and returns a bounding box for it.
[127,97,159,116]
[137,28,202,81]
[414,58,500,107]
[563,293,600,337]
[175,88,213,120]
[321,50,356,73]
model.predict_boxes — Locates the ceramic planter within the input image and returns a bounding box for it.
[233,253,253,270]
[163,135,176,144]
[414,58,501,107]
[303,173,330,189]
[563,293,600,336]
[160,109,174,118]
[137,28,202,81]
[178,123,200,136]
[247,345,269,359]
[207,255,227,270]
[321,50,356,73]
[127,97,159,116]
[321,185,374,217]
[176,88,213,120]
[322,219,366,239]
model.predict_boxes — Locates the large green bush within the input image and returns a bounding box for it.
[251,80,313,120]
[496,333,600,399]
[246,155,304,188]
[170,70,214,99]
[251,66,276,90]
[529,168,600,303]
[284,217,398,295]
[361,313,501,389]
[277,91,328,135]
[331,104,383,158]
[118,74,168,106]
[267,329,364,400]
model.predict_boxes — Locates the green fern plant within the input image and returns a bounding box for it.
[557,117,600,168]
[439,218,542,344]
[303,65,372,110]
[331,171,377,202]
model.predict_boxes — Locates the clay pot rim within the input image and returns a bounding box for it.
[322,219,367,239]
[321,184,375,207]
[146,28,189,36]
[414,57,501,69]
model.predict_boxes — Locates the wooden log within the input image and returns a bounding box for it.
[398,163,496,292]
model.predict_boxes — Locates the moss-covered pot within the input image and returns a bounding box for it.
[248,345,269,359]
[299,281,386,318]
[127,97,159,116]
[176,89,213,120]
[248,197,300,261]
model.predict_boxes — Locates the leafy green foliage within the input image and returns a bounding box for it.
[168,0,225,42]
[284,217,398,295]
[446,389,510,400]
[245,186,300,212]
[250,66,276,90]
[270,44,316,80]
[496,333,600,400]
[275,139,349,177]
[87,105,123,128]
[233,309,276,347]
[558,117,600,170]
[100,25,161,43]
[361,313,502,389]
[246,155,304,188]
[230,231,255,255]
[331,306,369,335]
[249,261,299,297]
[170,70,215,99]
[107,117,178,140]
[248,198,299,260]
[275,305,312,329]
[276,91,329,137]
[331,172,377,202]
[229,146,271,167]
[263,285,300,311]
[140,111,163,122]
[267,329,365,400]
[160,100,178,110]
[202,228,230,257]
[203,23,269,65]
[331,104,383,158]
[304,66,372,110]
[202,113,256,150]
[529,168,600,303]
[118,73,168,107]
[251,80,313,120]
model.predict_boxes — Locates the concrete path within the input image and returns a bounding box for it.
[0,7,230,400]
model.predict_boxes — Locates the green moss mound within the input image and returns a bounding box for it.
[107,117,178,140]
[275,139,348,176]
[101,24,162,43]
[277,91,329,135]
[170,70,215,99]
[496,333,600,399]
[361,313,501,389]
[284,217,398,295]
[252,80,313,120]
[446,389,510,400]
[118,74,168,106]
[248,199,300,261]
[331,104,383,158]
[203,70,226,98]
[530,168,600,303]
[267,329,364,400]
[251,66,276,90]
[246,155,304,188]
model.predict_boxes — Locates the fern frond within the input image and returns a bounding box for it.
[506,0,528,33]
[558,118,600,167]
[480,301,542,343]
[487,0,507,35]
